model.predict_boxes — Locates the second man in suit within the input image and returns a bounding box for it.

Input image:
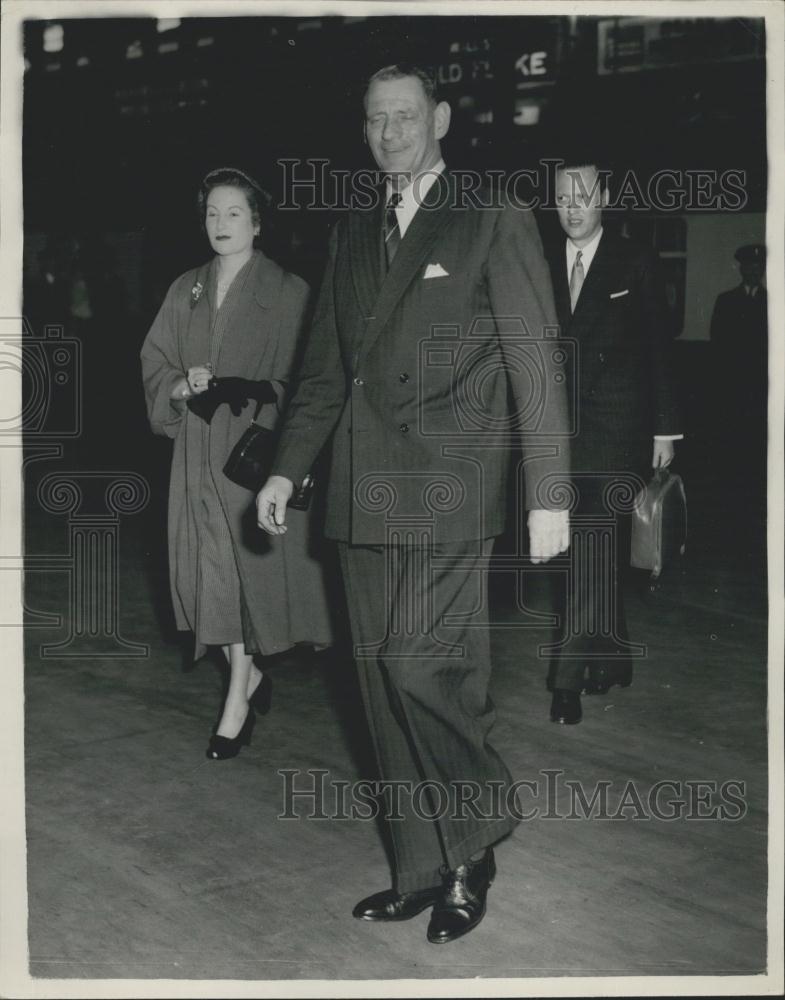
[546,159,682,725]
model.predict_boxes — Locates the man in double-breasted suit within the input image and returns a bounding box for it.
[257,63,570,943]
[546,160,682,725]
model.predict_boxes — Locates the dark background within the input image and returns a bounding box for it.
[22,13,767,306]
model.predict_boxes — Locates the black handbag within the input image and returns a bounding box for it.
[223,401,316,510]
[223,401,276,492]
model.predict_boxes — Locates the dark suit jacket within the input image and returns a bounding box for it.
[548,231,680,477]
[710,284,768,376]
[709,283,767,431]
[710,284,767,348]
[273,171,570,544]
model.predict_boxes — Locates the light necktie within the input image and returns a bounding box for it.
[384,192,402,269]
[569,249,584,313]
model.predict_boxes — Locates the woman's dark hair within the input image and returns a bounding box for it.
[197,167,272,230]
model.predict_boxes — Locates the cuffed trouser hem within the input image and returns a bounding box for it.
[395,865,443,895]
[394,814,517,894]
[443,815,517,874]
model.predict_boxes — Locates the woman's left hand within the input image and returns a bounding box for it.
[186,365,213,395]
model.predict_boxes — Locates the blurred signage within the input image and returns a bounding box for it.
[437,23,558,90]
[514,21,558,87]
[114,78,209,116]
[436,35,495,146]
[515,50,547,78]
[437,36,493,88]
[514,97,544,126]
[598,17,764,74]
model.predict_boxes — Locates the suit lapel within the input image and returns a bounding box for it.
[355,172,456,361]
[549,244,571,334]
[348,199,384,320]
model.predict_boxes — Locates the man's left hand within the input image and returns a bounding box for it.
[528,508,570,564]
[652,439,675,469]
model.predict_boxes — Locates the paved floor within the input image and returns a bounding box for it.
[22,440,769,984]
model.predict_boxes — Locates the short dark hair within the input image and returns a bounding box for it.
[197,167,272,230]
[364,62,440,107]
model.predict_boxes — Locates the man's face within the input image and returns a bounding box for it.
[739,259,764,287]
[555,166,607,247]
[364,75,450,185]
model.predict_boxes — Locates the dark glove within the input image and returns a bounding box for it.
[187,378,278,423]
[186,379,223,424]
[211,377,278,416]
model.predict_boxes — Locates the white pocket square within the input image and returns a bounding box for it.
[423,263,449,279]
[610,289,629,299]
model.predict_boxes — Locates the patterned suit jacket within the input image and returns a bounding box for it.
[273,171,570,544]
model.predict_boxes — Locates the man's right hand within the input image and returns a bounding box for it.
[256,475,294,535]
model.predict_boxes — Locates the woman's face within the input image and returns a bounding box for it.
[205,185,258,258]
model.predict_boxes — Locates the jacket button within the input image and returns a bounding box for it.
[399,423,409,433]
[399,372,409,383]
[354,377,364,386]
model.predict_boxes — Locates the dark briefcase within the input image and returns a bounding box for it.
[630,467,687,579]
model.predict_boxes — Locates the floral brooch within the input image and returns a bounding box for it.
[190,281,204,308]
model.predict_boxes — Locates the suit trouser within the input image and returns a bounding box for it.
[548,474,634,693]
[338,540,519,893]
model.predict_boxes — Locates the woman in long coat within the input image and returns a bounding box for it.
[141,167,333,759]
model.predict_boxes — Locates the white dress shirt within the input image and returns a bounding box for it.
[565,227,682,444]
[565,226,604,282]
[386,159,446,238]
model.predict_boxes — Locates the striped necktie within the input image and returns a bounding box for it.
[569,249,585,312]
[384,192,402,269]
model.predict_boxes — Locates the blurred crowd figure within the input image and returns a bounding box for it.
[23,234,140,460]
[709,244,768,495]
[24,234,125,331]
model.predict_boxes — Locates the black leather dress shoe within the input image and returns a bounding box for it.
[426,848,495,944]
[550,689,582,724]
[353,885,441,921]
